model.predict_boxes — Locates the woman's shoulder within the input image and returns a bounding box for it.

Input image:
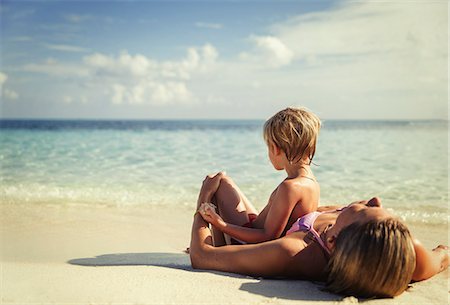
[279,233,329,279]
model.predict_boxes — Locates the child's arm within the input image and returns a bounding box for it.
[412,239,449,281]
[201,182,303,243]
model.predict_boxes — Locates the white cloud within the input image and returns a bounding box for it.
[249,35,294,67]
[80,44,218,105]
[0,72,19,100]
[195,22,223,29]
[0,72,7,85]
[84,51,157,77]
[44,43,90,53]
[148,82,193,105]
[160,44,218,79]
[22,44,218,106]
[237,1,446,119]
[111,84,126,104]
[63,96,73,104]
[23,58,89,77]
[227,2,446,119]
[4,89,19,100]
[200,44,219,65]
[275,2,446,61]
[110,81,192,105]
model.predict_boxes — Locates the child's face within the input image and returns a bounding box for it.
[267,142,283,171]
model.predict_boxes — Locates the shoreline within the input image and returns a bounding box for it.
[1,203,448,304]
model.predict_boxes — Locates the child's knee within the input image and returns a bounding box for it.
[219,175,234,188]
[216,176,238,197]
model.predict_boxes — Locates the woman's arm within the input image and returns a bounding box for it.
[190,216,327,279]
[190,211,314,277]
[189,213,214,267]
[412,239,449,281]
[190,213,287,275]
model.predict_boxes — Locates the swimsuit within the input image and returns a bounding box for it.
[286,211,331,255]
[285,206,348,255]
[242,213,258,228]
[229,214,258,245]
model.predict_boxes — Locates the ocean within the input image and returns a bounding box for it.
[0,119,448,225]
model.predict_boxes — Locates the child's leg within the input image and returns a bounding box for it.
[211,176,259,245]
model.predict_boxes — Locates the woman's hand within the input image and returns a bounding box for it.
[197,172,226,208]
[433,245,449,271]
[413,240,449,281]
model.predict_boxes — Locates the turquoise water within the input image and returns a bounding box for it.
[0,120,448,225]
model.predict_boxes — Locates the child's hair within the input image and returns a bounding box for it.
[326,218,416,298]
[263,107,321,164]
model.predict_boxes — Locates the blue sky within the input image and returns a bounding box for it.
[0,0,447,119]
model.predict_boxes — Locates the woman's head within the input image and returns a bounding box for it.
[263,107,321,164]
[326,217,416,298]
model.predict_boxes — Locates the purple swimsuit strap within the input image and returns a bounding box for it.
[288,205,350,256]
[308,206,350,256]
[308,226,331,256]
[293,210,332,256]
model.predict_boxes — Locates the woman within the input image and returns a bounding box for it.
[190,173,449,298]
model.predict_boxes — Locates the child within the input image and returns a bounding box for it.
[198,107,321,245]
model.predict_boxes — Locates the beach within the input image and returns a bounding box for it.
[2,0,448,302]
[1,202,448,305]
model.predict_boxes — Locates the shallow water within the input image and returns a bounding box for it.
[1,119,448,225]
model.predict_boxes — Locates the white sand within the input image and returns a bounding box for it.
[1,203,448,304]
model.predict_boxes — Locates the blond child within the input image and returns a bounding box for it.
[198,107,321,245]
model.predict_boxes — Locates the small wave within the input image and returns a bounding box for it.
[0,184,197,207]
[388,208,449,226]
[1,184,447,226]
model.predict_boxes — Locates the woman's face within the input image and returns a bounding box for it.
[326,198,392,249]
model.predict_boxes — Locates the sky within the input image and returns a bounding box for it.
[0,0,447,120]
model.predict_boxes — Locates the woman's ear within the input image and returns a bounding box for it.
[326,235,337,252]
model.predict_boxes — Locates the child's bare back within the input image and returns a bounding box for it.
[197,107,322,244]
[252,174,320,235]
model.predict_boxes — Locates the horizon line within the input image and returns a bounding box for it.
[0,117,448,122]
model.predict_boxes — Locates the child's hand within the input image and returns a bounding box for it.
[198,202,224,228]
